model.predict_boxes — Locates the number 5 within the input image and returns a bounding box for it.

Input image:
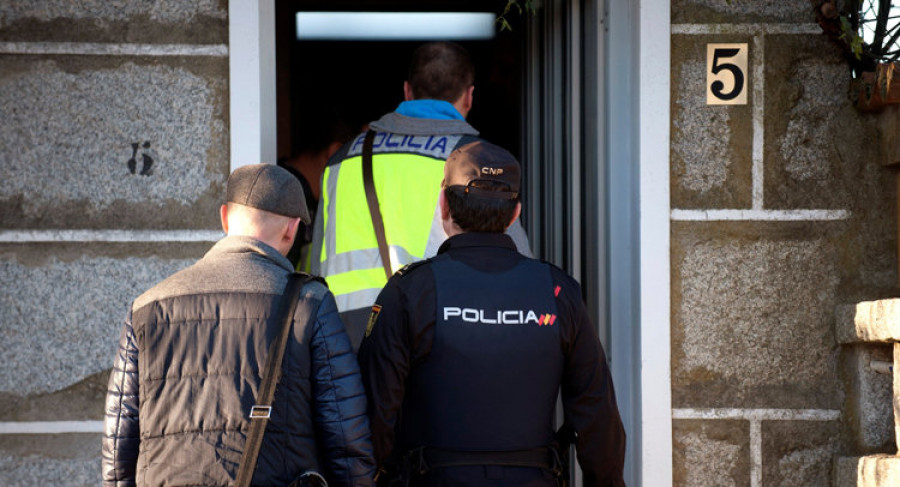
[707,43,748,105]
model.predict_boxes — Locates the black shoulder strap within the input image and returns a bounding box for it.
[362,130,393,281]
[235,272,310,487]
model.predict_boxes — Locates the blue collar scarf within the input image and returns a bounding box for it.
[395,99,464,120]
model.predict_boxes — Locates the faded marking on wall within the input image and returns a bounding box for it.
[674,408,841,421]
[0,421,102,434]
[0,1,226,27]
[671,209,850,220]
[0,42,228,57]
[673,24,822,35]
[0,230,222,242]
[0,61,225,218]
[751,35,765,208]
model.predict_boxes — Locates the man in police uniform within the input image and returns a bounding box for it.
[358,141,626,486]
[308,42,531,350]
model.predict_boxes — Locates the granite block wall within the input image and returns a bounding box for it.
[671,34,753,210]
[0,56,227,229]
[671,0,898,485]
[673,419,750,486]
[0,1,228,485]
[840,345,894,452]
[671,0,813,24]
[762,420,842,486]
[672,222,844,409]
[5,0,900,485]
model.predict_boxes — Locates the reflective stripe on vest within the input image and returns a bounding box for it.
[318,149,452,310]
[333,287,382,314]
[401,256,564,450]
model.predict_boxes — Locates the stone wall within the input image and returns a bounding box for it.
[0,1,228,485]
[671,1,898,485]
[4,1,900,485]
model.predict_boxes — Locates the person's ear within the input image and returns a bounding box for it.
[325,140,343,160]
[439,190,460,237]
[506,202,522,230]
[404,81,414,101]
[463,85,474,113]
[439,190,450,221]
[284,217,301,246]
[220,204,229,234]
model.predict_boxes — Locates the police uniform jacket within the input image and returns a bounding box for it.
[358,232,626,486]
[101,236,375,487]
[308,100,532,350]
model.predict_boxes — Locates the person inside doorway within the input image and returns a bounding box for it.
[308,41,531,350]
[279,101,360,267]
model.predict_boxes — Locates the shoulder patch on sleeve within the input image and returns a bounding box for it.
[364,304,382,338]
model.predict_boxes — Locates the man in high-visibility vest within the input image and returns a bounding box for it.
[309,41,531,349]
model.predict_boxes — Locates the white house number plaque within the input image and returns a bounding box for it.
[706,43,748,105]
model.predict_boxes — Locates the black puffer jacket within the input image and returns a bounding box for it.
[101,236,375,486]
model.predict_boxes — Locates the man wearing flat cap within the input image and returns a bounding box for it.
[358,142,626,487]
[102,164,375,487]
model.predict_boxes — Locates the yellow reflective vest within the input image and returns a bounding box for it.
[308,112,532,345]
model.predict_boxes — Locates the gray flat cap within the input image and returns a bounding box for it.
[225,163,310,223]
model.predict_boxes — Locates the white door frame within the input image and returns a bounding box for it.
[636,0,672,485]
[228,0,277,170]
[226,1,672,484]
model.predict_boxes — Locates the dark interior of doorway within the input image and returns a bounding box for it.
[275,1,525,166]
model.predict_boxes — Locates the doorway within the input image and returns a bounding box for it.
[275,1,525,165]
[271,1,636,485]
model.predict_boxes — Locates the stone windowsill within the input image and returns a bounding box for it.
[836,299,900,344]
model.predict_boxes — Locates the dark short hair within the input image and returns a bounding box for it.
[292,102,358,155]
[407,42,475,102]
[444,184,518,233]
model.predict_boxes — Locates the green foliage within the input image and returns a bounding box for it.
[815,0,900,76]
[848,1,898,63]
[840,15,865,60]
[496,0,537,32]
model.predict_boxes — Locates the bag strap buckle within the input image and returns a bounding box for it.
[249,405,272,419]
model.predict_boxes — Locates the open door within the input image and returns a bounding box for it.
[275,1,525,166]
[273,1,636,485]
[520,1,639,484]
